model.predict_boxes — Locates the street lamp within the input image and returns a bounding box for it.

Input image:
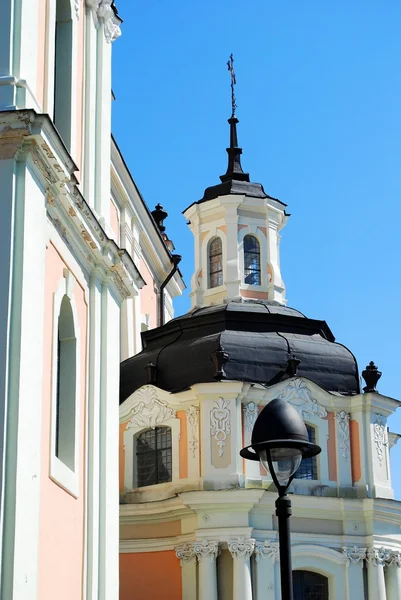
[240,397,321,600]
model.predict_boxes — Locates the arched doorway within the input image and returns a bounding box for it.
[293,570,329,600]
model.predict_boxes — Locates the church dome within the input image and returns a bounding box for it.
[120,300,360,402]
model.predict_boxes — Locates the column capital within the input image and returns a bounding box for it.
[342,545,367,565]
[175,543,196,565]
[254,541,279,563]
[366,547,391,566]
[228,537,255,560]
[388,551,401,568]
[193,540,220,562]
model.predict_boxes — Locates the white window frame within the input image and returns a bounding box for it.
[50,270,81,497]
[124,417,180,492]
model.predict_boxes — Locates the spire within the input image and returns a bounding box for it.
[220,54,250,184]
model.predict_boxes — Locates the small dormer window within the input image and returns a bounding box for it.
[244,235,261,285]
[294,425,318,480]
[136,427,172,487]
[208,237,223,288]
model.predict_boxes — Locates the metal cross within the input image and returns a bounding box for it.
[227,53,237,116]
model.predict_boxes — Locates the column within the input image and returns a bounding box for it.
[385,552,401,600]
[175,544,197,600]
[193,540,219,600]
[367,547,389,600]
[228,537,255,600]
[253,541,279,600]
[342,546,366,598]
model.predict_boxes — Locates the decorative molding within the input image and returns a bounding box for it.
[366,547,391,567]
[278,379,327,419]
[228,537,255,560]
[193,540,219,562]
[374,414,387,466]
[210,398,231,457]
[342,546,366,565]
[74,0,80,19]
[186,406,199,458]
[243,402,258,433]
[175,543,196,565]
[336,411,350,461]
[126,386,176,430]
[254,541,279,563]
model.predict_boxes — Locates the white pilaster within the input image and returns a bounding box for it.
[228,537,255,600]
[193,540,219,600]
[342,546,366,598]
[223,201,241,301]
[253,541,279,600]
[175,544,197,600]
[83,2,97,205]
[335,411,352,486]
[98,283,121,600]
[367,547,388,600]
[385,552,401,600]
[242,402,260,480]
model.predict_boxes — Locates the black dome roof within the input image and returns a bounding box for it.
[120,300,360,403]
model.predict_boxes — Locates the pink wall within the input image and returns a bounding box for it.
[38,243,87,599]
[139,258,157,329]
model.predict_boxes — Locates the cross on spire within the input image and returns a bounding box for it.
[227,53,237,117]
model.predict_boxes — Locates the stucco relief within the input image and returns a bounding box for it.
[254,541,279,563]
[86,0,121,41]
[342,546,366,564]
[210,398,231,457]
[278,379,327,419]
[336,411,350,461]
[243,402,258,433]
[228,537,255,560]
[366,547,391,566]
[175,543,196,564]
[74,0,80,18]
[373,414,387,466]
[126,386,176,429]
[186,405,199,458]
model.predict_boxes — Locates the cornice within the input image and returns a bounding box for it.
[0,110,144,299]
[120,533,194,554]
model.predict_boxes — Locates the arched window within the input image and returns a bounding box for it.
[244,235,261,285]
[293,571,328,600]
[54,0,73,149]
[208,237,223,288]
[56,295,77,471]
[136,427,172,487]
[294,425,318,480]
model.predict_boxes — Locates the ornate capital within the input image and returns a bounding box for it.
[210,398,231,457]
[388,552,401,568]
[366,547,391,566]
[228,537,255,560]
[254,541,279,563]
[336,411,350,461]
[193,540,219,562]
[342,546,366,565]
[243,402,258,433]
[175,543,196,565]
[86,0,121,42]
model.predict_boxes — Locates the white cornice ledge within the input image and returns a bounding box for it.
[120,533,194,554]
[0,110,144,299]
[179,489,265,512]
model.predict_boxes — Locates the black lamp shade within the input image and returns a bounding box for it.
[240,398,321,461]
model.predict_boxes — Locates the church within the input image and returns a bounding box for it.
[0,1,400,600]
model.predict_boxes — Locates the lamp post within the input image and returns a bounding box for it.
[240,397,321,600]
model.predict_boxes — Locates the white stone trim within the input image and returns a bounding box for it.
[238,226,267,289]
[50,272,81,497]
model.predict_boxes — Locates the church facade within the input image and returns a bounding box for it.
[119,101,401,599]
[0,1,183,598]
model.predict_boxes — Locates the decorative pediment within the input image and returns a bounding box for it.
[126,386,176,430]
[278,379,327,419]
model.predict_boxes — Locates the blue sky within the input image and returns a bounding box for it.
[112,1,401,496]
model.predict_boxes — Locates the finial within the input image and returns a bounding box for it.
[151,203,168,233]
[227,53,237,117]
[362,361,382,393]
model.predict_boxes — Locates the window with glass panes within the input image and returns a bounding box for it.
[293,571,328,600]
[208,237,223,288]
[293,425,318,480]
[135,427,172,487]
[244,235,261,285]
